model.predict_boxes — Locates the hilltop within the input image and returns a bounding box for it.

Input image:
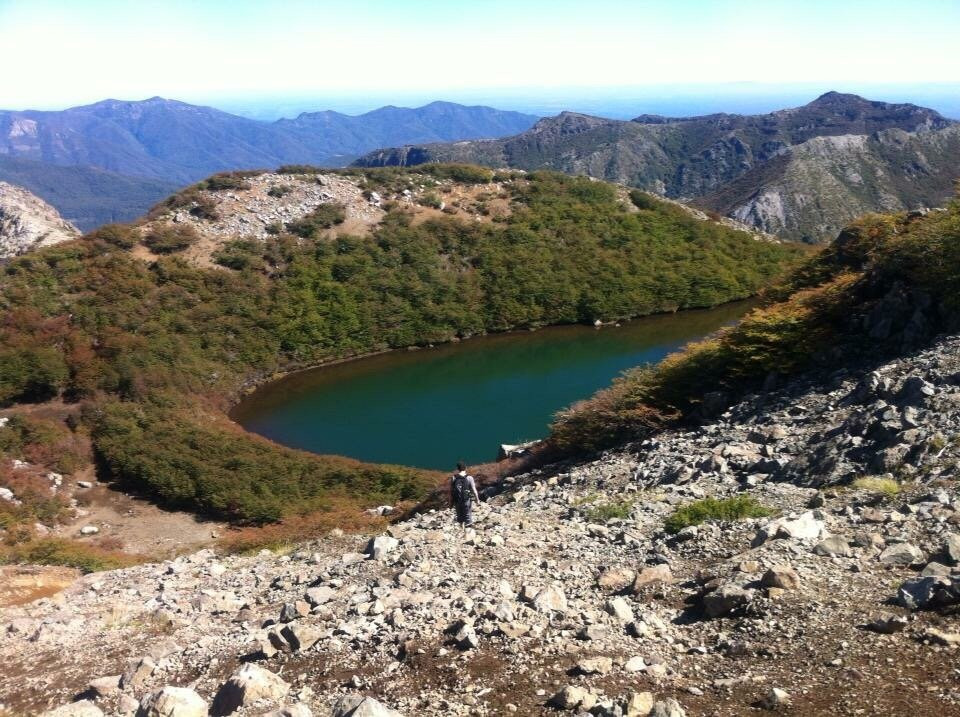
[3,194,960,716]
[354,93,960,242]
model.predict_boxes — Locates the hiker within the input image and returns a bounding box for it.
[450,461,480,527]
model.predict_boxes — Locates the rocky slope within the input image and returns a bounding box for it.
[0,181,80,258]
[353,93,959,243]
[696,125,960,242]
[4,330,959,716]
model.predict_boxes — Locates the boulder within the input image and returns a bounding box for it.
[331,695,404,717]
[596,566,636,592]
[366,535,400,561]
[576,656,613,675]
[922,627,960,646]
[921,562,952,577]
[531,584,568,614]
[212,664,290,715]
[626,692,654,716]
[304,585,336,606]
[760,688,791,710]
[702,585,753,618]
[898,376,936,405]
[879,542,924,566]
[631,564,673,593]
[866,614,908,634]
[87,675,121,699]
[263,706,312,717]
[896,575,960,610]
[41,702,104,717]
[753,512,824,546]
[944,533,960,565]
[279,622,322,652]
[650,698,686,717]
[120,656,156,691]
[136,687,208,717]
[776,512,824,540]
[549,686,597,711]
[814,536,852,557]
[606,596,634,623]
[198,590,244,614]
[761,565,801,591]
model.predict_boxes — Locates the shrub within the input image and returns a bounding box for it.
[665,495,773,533]
[852,476,901,499]
[268,184,294,198]
[277,164,324,175]
[86,223,138,248]
[189,197,220,220]
[0,538,141,573]
[143,224,200,254]
[418,192,443,209]
[629,190,662,211]
[0,415,87,474]
[286,203,346,237]
[581,499,634,522]
[422,164,494,184]
[203,172,260,191]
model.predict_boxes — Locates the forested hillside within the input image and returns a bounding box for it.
[0,167,802,526]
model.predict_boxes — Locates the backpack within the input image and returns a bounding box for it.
[452,474,471,506]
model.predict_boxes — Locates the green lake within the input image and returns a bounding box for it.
[232,302,751,470]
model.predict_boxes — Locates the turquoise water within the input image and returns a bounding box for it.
[232,303,750,470]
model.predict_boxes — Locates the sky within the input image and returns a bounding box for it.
[1,0,959,115]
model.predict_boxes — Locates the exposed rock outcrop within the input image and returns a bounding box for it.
[0,181,79,258]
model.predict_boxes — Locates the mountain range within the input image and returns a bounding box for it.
[354,92,960,242]
[0,98,538,229]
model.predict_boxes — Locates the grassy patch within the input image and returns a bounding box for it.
[665,495,773,534]
[581,499,634,522]
[852,476,901,499]
[286,203,346,237]
[0,538,143,573]
[218,502,389,554]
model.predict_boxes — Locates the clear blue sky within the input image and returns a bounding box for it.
[1,0,958,110]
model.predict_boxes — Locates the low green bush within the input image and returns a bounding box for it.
[0,538,141,573]
[268,184,294,198]
[581,499,634,522]
[143,224,200,254]
[852,476,901,499]
[286,203,346,237]
[418,192,443,209]
[86,223,138,249]
[665,495,773,533]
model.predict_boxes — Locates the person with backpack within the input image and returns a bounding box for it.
[450,461,481,527]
